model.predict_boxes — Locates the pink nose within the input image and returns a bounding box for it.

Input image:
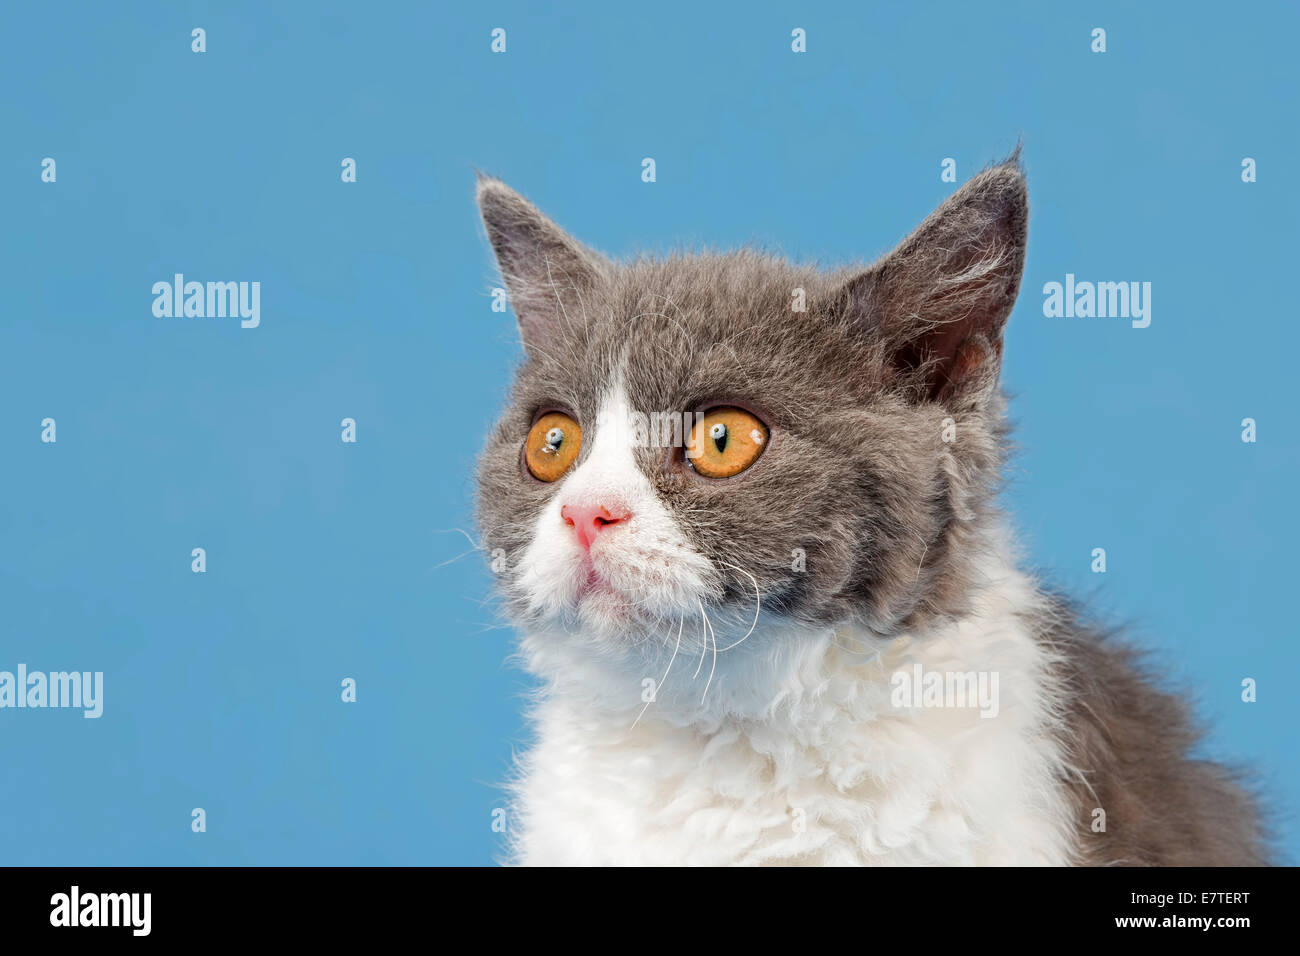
[560,502,630,551]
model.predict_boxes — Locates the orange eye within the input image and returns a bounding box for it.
[686,407,768,478]
[525,411,582,482]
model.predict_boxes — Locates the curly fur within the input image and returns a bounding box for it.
[473,157,1269,866]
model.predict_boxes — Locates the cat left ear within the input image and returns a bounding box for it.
[840,157,1028,405]
[476,174,608,356]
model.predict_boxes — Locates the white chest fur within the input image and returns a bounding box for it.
[508,554,1081,866]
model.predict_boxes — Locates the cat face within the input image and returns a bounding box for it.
[476,161,1028,665]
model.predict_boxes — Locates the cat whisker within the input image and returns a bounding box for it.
[700,607,718,705]
[431,548,483,570]
[630,617,684,730]
[433,527,485,550]
[692,600,710,680]
[714,561,762,653]
[466,620,515,635]
[427,528,491,571]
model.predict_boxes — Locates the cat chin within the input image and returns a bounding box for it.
[514,557,719,638]
[534,594,696,644]
[571,590,660,635]
[514,544,715,628]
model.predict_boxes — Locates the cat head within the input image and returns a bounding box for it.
[475,159,1027,693]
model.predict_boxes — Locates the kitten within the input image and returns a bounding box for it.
[474,157,1268,866]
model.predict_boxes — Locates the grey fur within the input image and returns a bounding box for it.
[474,158,1270,865]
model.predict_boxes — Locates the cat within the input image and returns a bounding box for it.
[473,155,1269,866]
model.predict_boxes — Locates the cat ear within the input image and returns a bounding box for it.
[476,175,608,355]
[841,157,1028,405]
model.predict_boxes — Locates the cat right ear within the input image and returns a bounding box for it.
[476,175,608,355]
[838,156,1028,407]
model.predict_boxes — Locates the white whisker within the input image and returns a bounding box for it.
[432,527,484,550]
[693,600,710,679]
[715,560,762,652]
[431,548,485,570]
[700,609,718,705]
[631,618,683,730]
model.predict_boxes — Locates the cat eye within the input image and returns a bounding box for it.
[524,411,582,482]
[686,407,768,478]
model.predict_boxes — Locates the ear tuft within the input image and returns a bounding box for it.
[843,155,1028,405]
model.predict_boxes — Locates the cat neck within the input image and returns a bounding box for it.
[518,523,1055,733]
[512,533,1079,865]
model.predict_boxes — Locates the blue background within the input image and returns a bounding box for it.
[1,1,1295,865]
